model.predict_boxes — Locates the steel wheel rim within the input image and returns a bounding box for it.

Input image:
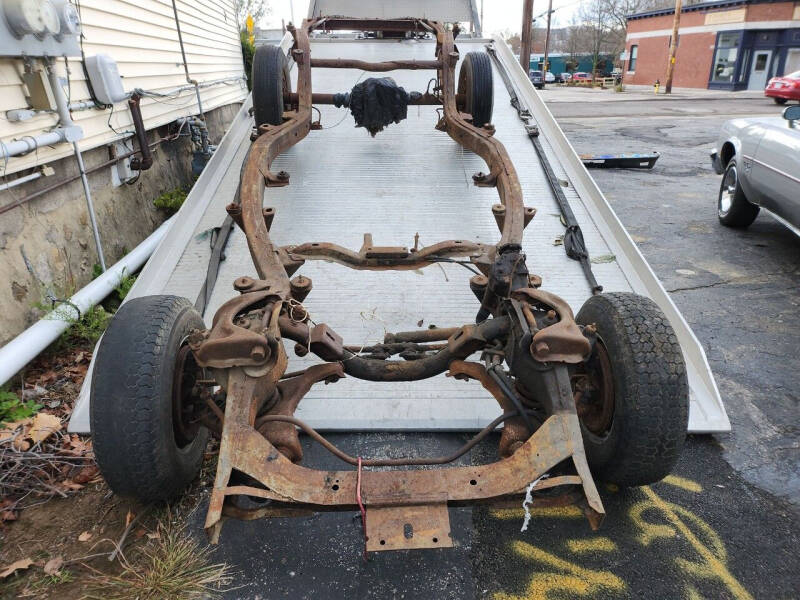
[575,339,615,437]
[719,165,737,216]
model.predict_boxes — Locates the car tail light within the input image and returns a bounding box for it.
[794,81,800,89]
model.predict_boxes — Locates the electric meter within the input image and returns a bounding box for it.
[53,0,80,37]
[40,2,61,37]
[4,0,46,38]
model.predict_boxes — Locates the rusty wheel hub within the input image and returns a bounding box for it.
[172,344,203,447]
[574,339,615,436]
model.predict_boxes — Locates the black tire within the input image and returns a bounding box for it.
[574,293,688,487]
[773,97,787,105]
[91,295,209,503]
[252,44,290,127]
[718,158,759,228]
[457,51,494,127]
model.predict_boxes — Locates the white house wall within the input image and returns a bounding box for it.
[0,0,247,177]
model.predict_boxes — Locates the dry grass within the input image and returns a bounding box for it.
[84,519,232,600]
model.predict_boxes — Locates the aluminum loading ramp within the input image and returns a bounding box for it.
[69,36,730,434]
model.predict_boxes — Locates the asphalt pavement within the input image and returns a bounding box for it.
[189,90,800,600]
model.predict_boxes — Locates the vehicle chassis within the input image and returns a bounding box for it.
[189,17,605,552]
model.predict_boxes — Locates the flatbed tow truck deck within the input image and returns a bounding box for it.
[70,19,730,555]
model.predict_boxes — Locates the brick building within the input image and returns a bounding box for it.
[623,0,800,89]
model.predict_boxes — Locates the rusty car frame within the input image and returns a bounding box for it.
[90,17,689,555]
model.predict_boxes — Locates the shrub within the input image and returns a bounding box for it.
[154,187,188,214]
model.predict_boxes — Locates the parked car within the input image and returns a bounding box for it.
[557,72,572,83]
[544,71,555,84]
[529,70,544,89]
[572,72,592,83]
[711,105,800,236]
[764,70,800,104]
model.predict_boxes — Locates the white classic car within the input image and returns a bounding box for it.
[711,105,800,236]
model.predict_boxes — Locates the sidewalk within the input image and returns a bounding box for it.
[540,84,766,103]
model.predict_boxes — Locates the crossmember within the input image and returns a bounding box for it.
[188,17,605,553]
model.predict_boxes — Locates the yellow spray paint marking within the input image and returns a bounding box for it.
[629,500,678,546]
[493,541,626,600]
[638,486,753,600]
[684,585,704,600]
[566,537,617,554]
[663,475,704,493]
[490,505,583,521]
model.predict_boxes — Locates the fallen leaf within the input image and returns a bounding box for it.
[43,556,64,575]
[60,481,84,491]
[22,385,48,400]
[0,419,32,443]
[146,531,160,541]
[134,528,147,539]
[12,438,30,451]
[39,370,58,383]
[0,558,33,578]
[78,531,92,542]
[1,510,17,522]
[72,465,99,484]
[125,510,134,528]
[29,413,61,444]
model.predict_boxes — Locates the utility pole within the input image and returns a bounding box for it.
[542,0,554,89]
[481,0,484,36]
[520,0,534,75]
[664,0,682,93]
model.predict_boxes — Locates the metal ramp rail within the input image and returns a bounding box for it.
[69,35,729,434]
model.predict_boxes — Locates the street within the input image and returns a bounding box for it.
[188,91,800,600]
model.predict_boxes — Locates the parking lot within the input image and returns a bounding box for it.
[187,91,800,599]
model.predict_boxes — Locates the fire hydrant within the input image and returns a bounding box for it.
[654,79,660,94]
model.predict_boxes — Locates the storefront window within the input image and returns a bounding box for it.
[711,32,740,83]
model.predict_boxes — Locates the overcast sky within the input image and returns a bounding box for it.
[262,1,583,35]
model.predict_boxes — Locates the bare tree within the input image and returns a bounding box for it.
[577,0,616,74]
[499,30,522,55]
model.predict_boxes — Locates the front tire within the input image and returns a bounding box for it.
[718,158,759,228]
[91,295,209,503]
[574,293,689,487]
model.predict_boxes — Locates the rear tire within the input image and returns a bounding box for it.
[718,158,759,228]
[773,97,787,105]
[574,293,688,487]
[252,45,291,127]
[91,295,209,503]
[457,51,494,127]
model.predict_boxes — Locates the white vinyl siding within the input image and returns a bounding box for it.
[0,0,247,176]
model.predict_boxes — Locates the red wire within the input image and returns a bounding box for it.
[357,456,368,561]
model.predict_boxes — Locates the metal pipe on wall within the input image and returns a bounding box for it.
[170,0,205,118]
[45,58,107,271]
[0,130,67,160]
[0,171,41,191]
